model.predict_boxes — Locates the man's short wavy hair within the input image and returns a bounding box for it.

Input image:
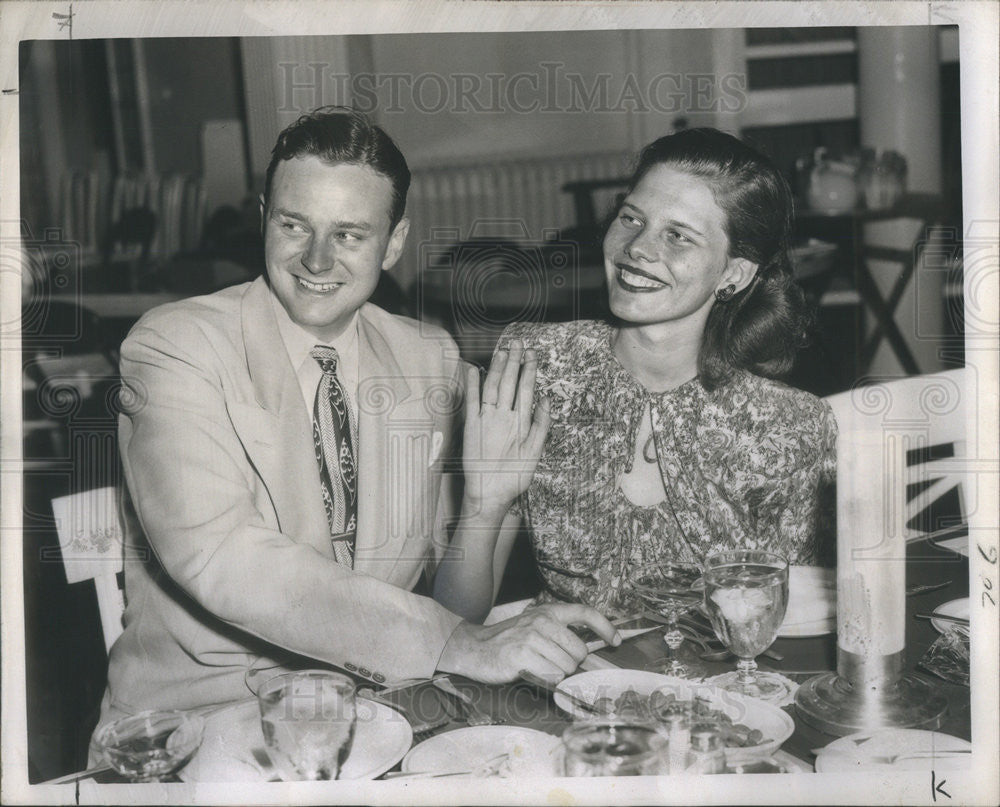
[264,106,410,229]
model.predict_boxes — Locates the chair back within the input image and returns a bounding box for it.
[824,368,967,541]
[51,487,125,653]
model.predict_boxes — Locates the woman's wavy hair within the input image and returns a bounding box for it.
[626,127,811,390]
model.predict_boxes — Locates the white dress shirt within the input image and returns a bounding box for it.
[269,290,360,433]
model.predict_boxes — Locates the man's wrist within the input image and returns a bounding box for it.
[436,619,473,677]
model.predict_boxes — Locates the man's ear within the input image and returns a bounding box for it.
[258,194,267,239]
[721,256,758,295]
[381,216,410,271]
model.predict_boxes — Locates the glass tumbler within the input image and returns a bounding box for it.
[257,670,357,781]
[562,719,669,776]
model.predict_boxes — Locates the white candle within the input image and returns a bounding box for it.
[836,428,907,657]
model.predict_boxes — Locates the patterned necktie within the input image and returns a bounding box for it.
[311,346,357,568]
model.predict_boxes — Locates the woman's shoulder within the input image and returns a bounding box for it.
[718,372,837,437]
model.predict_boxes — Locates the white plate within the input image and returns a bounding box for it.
[931,597,970,633]
[778,617,836,638]
[779,566,836,638]
[815,729,971,772]
[934,535,969,557]
[402,726,562,778]
[554,669,794,766]
[178,697,411,782]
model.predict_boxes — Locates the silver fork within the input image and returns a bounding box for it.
[382,753,509,779]
[432,678,499,726]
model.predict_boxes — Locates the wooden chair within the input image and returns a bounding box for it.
[823,367,968,543]
[50,486,125,653]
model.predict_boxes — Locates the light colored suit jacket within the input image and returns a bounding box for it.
[101,277,466,720]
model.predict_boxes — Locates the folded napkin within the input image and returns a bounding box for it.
[918,625,970,686]
[782,566,837,629]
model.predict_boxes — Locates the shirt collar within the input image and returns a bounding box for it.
[269,286,360,369]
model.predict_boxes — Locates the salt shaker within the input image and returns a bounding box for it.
[686,722,727,774]
[663,712,691,774]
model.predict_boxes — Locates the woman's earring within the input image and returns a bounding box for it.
[715,284,736,302]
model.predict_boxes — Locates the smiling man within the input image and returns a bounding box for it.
[93,108,616,742]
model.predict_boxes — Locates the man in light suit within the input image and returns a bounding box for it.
[95,108,616,734]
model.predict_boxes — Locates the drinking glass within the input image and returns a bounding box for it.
[632,561,705,678]
[703,550,790,701]
[257,670,357,781]
[94,710,205,782]
[562,719,669,776]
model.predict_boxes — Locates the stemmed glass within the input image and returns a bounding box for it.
[703,550,790,701]
[631,561,706,678]
[94,710,205,782]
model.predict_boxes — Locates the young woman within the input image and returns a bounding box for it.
[437,128,837,621]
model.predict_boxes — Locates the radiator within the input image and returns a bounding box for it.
[59,169,206,260]
[399,150,631,290]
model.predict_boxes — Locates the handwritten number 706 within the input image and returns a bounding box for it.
[978,542,997,607]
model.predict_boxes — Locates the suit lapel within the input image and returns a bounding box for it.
[354,308,433,579]
[234,278,331,556]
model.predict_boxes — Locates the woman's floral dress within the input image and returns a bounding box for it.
[497,320,837,616]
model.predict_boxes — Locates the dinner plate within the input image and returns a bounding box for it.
[554,669,794,766]
[814,729,971,772]
[178,696,411,782]
[779,566,836,638]
[402,726,562,778]
[931,597,970,633]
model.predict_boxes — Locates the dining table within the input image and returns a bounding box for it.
[70,533,969,785]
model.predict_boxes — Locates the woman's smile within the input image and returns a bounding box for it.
[615,262,668,292]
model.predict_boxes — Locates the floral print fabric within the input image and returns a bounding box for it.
[497,320,837,616]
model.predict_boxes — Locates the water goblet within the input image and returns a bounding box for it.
[562,718,669,776]
[257,670,357,781]
[631,561,705,678]
[94,710,205,782]
[703,550,790,702]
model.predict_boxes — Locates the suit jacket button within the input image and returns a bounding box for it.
[359,667,371,678]
[373,672,385,684]
[345,662,358,672]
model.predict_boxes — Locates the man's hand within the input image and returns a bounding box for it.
[462,339,551,516]
[436,603,621,684]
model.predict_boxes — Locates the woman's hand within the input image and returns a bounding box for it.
[462,339,551,516]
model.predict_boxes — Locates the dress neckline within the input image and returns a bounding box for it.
[600,322,704,398]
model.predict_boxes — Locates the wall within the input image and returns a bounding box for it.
[240,28,728,175]
[142,38,243,177]
[365,28,722,167]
